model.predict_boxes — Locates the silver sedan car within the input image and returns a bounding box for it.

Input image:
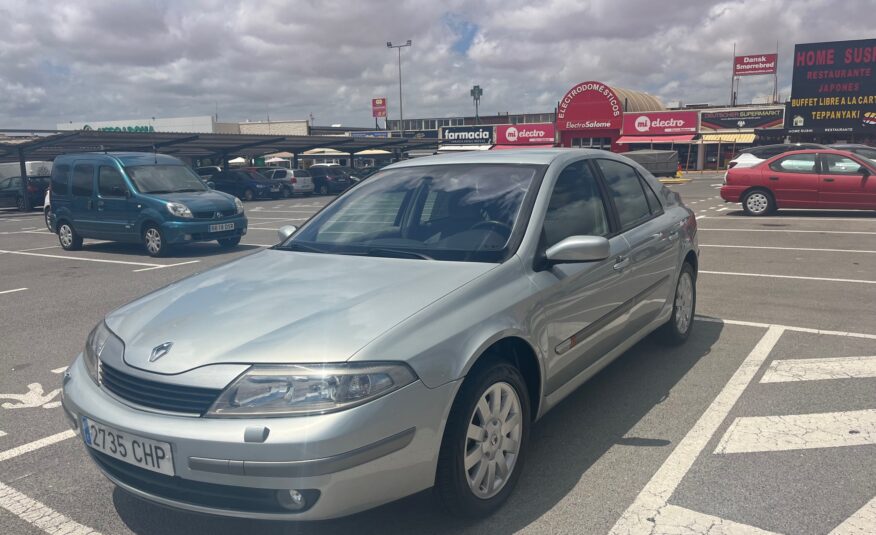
[61,149,698,521]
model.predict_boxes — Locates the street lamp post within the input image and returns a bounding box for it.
[386,40,412,135]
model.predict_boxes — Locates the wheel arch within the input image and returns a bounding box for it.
[465,336,543,421]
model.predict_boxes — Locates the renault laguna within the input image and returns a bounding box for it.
[61,149,698,520]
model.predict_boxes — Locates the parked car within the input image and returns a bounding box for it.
[62,149,698,521]
[828,144,876,161]
[307,165,353,195]
[50,152,247,256]
[44,188,52,230]
[195,166,222,180]
[210,169,279,201]
[727,143,826,170]
[0,175,50,211]
[721,149,876,215]
[263,168,315,197]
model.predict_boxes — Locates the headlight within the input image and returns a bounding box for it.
[234,197,244,214]
[206,362,418,417]
[83,322,124,385]
[166,202,193,218]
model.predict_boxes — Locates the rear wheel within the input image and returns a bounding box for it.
[436,360,530,518]
[44,207,52,231]
[218,236,241,249]
[318,183,329,196]
[657,262,696,345]
[143,224,168,257]
[742,189,774,216]
[281,186,292,199]
[16,196,25,211]
[57,222,83,251]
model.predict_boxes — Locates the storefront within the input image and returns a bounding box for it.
[698,107,784,169]
[616,111,698,168]
[556,81,664,150]
[491,123,555,149]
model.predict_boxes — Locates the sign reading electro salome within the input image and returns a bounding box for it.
[440,126,494,145]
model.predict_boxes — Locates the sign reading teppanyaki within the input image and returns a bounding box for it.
[700,108,784,131]
[786,38,876,133]
[733,54,778,76]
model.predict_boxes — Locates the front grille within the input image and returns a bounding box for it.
[99,362,222,415]
[88,449,319,514]
[193,209,237,219]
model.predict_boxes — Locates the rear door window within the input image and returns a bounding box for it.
[71,164,95,197]
[51,164,71,195]
[769,154,817,173]
[596,159,652,231]
[820,154,864,175]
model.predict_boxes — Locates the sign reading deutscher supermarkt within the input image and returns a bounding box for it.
[786,38,876,133]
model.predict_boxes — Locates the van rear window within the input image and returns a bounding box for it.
[51,164,71,195]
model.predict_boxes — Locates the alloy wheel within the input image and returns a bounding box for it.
[59,225,73,248]
[464,382,522,499]
[745,192,769,214]
[144,228,162,255]
[674,271,694,334]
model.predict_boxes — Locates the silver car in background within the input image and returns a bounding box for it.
[61,149,698,521]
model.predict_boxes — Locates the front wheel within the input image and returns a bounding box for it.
[318,184,329,196]
[243,189,255,202]
[16,196,26,211]
[436,360,530,518]
[143,225,168,257]
[742,189,774,216]
[281,186,292,199]
[217,236,241,249]
[656,262,696,345]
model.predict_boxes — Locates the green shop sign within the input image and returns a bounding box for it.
[82,124,155,133]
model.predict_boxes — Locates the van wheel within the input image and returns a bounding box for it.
[243,189,255,202]
[44,208,53,231]
[742,189,774,216]
[657,262,696,345]
[58,222,83,251]
[436,360,530,518]
[143,224,168,257]
[218,236,241,249]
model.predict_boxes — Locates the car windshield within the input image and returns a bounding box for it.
[279,163,540,262]
[126,165,208,194]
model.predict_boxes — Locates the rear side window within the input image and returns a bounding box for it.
[852,148,876,160]
[821,154,864,175]
[596,159,652,230]
[51,164,71,195]
[71,164,94,197]
[98,166,127,197]
[769,154,817,174]
[639,175,663,214]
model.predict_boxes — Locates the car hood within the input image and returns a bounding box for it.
[149,191,237,212]
[106,249,495,374]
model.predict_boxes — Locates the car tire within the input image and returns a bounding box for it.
[143,224,168,257]
[57,221,83,251]
[281,187,291,199]
[217,236,241,249]
[742,189,774,216]
[656,262,696,345]
[16,196,27,211]
[318,184,329,196]
[436,359,530,518]
[243,189,255,202]
[44,208,52,231]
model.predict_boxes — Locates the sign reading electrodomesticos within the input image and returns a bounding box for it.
[787,38,876,133]
[440,126,494,145]
[622,111,698,135]
[556,81,623,130]
[496,123,555,144]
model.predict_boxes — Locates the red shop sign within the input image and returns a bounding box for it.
[622,111,698,135]
[556,81,623,131]
[495,123,555,144]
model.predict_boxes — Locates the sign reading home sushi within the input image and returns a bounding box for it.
[440,126,494,145]
[787,38,876,133]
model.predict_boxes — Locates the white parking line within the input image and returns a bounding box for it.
[609,325,785,534]
[695,316,876,340]
[639,504,780,535]
[0,481,101,535]
[714,409,876,454]
[700,270,876,285]
[700,244,876,254]
[831,496,876,534]
[698,215,876,222]
[699,228,876,235]
[0,287,27,295]
[716,207,728,211]
[761,356,876,383]
[0,430,75,463]
[0,249,162,267]
[51,367,68,374]
[131,260,201,272]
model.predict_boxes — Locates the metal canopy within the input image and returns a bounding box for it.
[0,130,439,164]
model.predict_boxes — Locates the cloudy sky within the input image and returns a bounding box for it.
[0,0,873,129]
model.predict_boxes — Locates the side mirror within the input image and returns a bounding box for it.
[545,236,610,264]
[206,181,215,189]
[277,225,297,242]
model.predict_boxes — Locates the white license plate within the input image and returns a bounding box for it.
[209,222,235,232]
[81,416,174,476]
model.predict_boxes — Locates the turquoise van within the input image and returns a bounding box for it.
[50,152,247,257]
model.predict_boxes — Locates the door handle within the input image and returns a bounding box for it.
[768,176,779,181]
[667,230,679,241]
[97,200,105,211]
[613,256,630,271]
[823,178,835,182]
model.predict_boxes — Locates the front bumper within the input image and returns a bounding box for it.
[160,216,248,244]
[61,356,458,520]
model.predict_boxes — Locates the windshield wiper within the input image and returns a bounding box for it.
[277,242,328,254]
[172,188,204,193]
[364,247,433,260]
[145,189,173,194]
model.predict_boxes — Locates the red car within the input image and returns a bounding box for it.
[720,149,876,215]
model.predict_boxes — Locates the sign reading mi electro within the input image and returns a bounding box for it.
[787,38,876,133]
[440,126,494,145]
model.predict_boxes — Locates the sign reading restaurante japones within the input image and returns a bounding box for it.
[786,38,876,133]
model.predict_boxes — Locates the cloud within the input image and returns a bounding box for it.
[0,0,873,129]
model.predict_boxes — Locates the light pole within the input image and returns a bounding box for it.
[387,40,412,135]
[470,85,483,123]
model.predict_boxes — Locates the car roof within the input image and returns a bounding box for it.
[829,143,873,149]
[55,152,183,166]
[386,148,607,169]
[763,148,874,160]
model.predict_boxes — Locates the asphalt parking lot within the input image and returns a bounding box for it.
[1,174,874,535]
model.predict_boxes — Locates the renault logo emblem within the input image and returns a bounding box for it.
[149,342,173,362]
